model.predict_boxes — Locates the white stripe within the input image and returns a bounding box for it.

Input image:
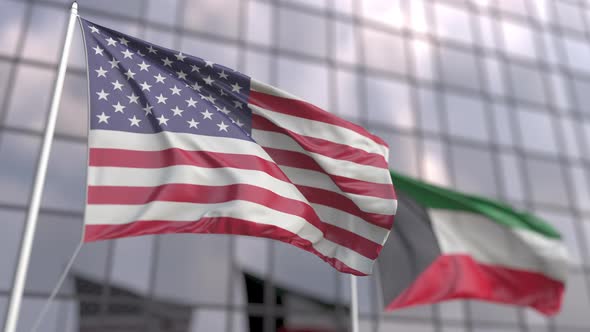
[90,130,273,162]
[253,129,391,185]
[279,165,397,216]
[430,211,569,282]
[89,165,391,246]
[311,204,390,245]
[251,78,303,101]
[86,200,374,274]
[249,103,389,159]
[88,165,307,203]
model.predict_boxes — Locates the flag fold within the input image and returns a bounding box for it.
[79,18,396,275]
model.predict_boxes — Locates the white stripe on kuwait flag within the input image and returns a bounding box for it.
[378,172,569,315]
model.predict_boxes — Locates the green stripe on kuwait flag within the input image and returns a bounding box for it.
[378,171,570,315]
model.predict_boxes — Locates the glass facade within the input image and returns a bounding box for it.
[0,0,589,331]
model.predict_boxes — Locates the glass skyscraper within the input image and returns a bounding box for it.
[0,0,589,331]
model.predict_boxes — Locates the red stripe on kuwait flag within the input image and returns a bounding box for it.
[378,172,569,315]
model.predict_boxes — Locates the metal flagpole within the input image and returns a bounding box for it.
[350,275,360,332]
[3,3,78,332]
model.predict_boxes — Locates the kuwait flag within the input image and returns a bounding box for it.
[378,172,570,315]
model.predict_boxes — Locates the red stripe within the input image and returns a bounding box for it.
[386,254,564,316]
[84,218,368,276]
[89,148,393,230]
[297,185,394,230]
[249,90,388,148]
[252,114,388,169]
[263,147,396,200]
[90,148,290,182]
[88,184,383,259]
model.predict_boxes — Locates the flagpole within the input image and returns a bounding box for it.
[3,3,78,332]
[350,275,360,332]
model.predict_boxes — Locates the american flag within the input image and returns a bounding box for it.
[80,18,397,275]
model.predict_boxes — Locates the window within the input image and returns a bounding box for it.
[445,93,490,143]
[277,57,329,109]
[0,1,26,57]
[434,3,473,45]
[366,76,413,129]
[508,63,546,105]
[184,0,241,39]
[22,6,68,63]
[279,8,327,58]
[363,27,407,75]
[525,158,568,207]
[451,145,498,197]
[517,107,558,155]
[412,38,436,82]
[564,37,590,74]
[501,19,537,60]
[246,1,273,46]
[439,46,481,92]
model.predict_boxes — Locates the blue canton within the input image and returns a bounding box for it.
[81,18,253,141]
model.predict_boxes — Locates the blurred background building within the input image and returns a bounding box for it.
[0,0,589,331]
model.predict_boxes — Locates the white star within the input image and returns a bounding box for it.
[203,76,214,86]
[96,89,109,101]
[162,57,173,67]
[137,50,145,57]
[113,102,126,113]
[143,103,154,116]
[219,106,231,114]
[121,49,134,59]
[128,115,141,127]
[169,85,182,96]
[140,81,152,91]
[147,45,158,54]
[93,45,104,56]
[231,82,242,93]
[218,70,229,79]
[124,69,136,80]
[171,106,184,116]
[201,109,213,119]
[204,60,214,67]
[233,101,244,109]
[118,37,130,46]
[200,94,216,103]
[138,61,151,71]
[127,93,139,104]
[105,37,117,46]
[96,112,110,124]
[217,121,229,132]
[157,114,169,126]
[187,118,199,129]
[191,82,202,92]
[219,89,227,96]
[111,80,123,91]
[176,70,187,80]
[236,118,244,127]
[186,97,197,107]
[108,58,120,68]
[89,26,100,34]
[154,73,166,84]
[156,94,168,104]
[95,67,107,78]
[190,64,200,73]
[175,52,187,62]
